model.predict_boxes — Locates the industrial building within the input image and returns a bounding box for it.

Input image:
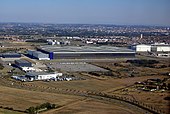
[132,44,151,52]
[151,44,170,52]
[15,59,35,72]
[133,44,170,52]
[25,72,63,81]
[0,53,21,58]
[15,59,32,67]
[27,50,50,60]
[37,46,136,59]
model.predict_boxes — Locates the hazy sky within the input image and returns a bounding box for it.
[0,0,170,26]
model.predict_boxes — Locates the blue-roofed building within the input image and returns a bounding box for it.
[15,59,32,67]
[15,59,35,72]
[38,46,136,59]
[2,53,21,58]
[27,50,50,60]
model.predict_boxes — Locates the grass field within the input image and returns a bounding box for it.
[0,86,83,112]
[1,76,167,113]
[42,99,142,114]
[0,108,23,114]
[0,56,169,114]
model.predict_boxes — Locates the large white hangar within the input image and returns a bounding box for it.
[37,46,136,59]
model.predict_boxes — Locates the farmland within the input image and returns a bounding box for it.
[0,56,169,114]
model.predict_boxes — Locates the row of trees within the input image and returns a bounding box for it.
[26,102,56,114]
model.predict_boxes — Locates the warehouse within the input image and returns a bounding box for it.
[27,50,50,60]
[1,53,21,58]
[15,59,35,72]
[38,46,136,59]
[25,72,63,81]
[15,59,32,67]
[132,44,170,52]
[151,44,170,52]
[132,44,151,52]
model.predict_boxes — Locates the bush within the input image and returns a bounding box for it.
[102,71,113,76]
[8,107,13,110]
[51,104,56,108]
[126,59,159,67]
[43,102,51,109]
[160,65,167,68]
[164,97,170,101]
[26,107,36,114]
[0,63,4,70]
[89,72,100,76]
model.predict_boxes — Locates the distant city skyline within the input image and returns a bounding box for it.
[0,0,170,26]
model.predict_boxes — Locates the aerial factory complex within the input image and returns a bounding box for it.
[0,23,169,114]
[0,0,170,113]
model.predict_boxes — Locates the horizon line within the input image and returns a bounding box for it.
[0,21,170,27]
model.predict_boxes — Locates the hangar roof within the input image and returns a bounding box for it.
[39,46,135,53]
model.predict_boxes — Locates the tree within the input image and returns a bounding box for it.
[26,107,36,114]
[0,63,4,70]
[51,104,56,108]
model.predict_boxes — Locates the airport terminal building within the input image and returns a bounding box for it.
[37,46,136,59]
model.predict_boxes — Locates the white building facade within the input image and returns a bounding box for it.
[156,46,170,52]
[26,72,63,81]
[21,67,36,72]
[135,45,151,52]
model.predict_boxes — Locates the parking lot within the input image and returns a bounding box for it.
[47,62,108,72]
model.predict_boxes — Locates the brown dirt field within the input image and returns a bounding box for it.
[26,76,167,92]
[42,99,142,114]
[24,76,169,113]
[111,80,170,114]
[0,86,83,111]
[112,90,170,114]
[129,91,169,114]
[2,75,167,113]
[0,57,169,113]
